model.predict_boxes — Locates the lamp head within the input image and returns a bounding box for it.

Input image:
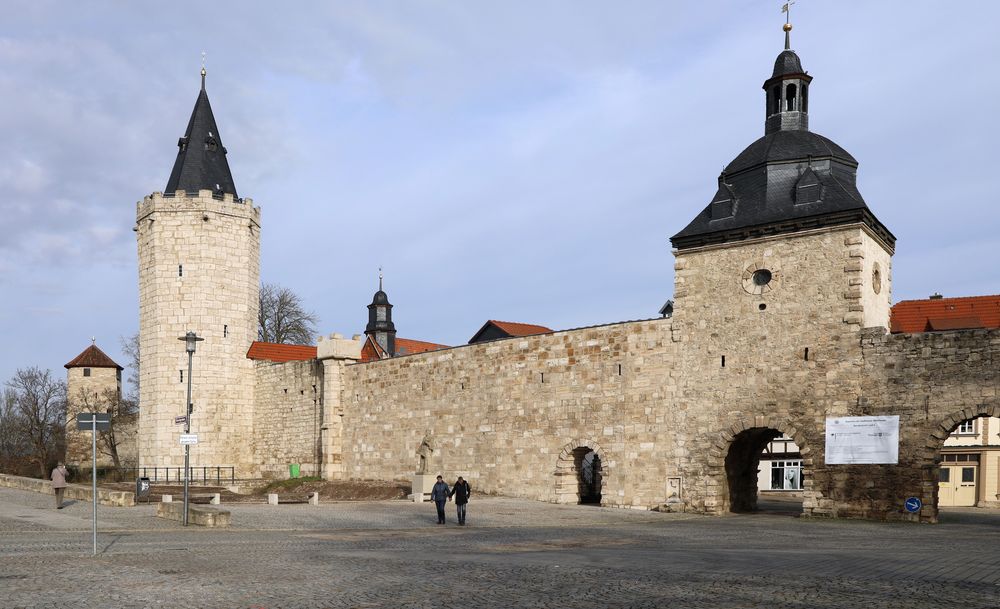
[178,331,205,353]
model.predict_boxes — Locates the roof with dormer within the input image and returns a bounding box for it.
[164,71,238,198]
[64,344,123,370]
[670,36,894,251]
[890,295,1000,334]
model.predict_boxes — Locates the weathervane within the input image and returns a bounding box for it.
[781,2,795,50]
[200,51,207,89]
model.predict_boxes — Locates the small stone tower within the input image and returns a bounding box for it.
[365,271,397,356]
[135,68,261,473]
[64,343,123,468]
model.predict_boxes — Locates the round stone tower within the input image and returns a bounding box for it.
[135,68,261,475]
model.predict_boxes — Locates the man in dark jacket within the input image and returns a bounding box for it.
[449,477,471,525]
[430,475,450,524]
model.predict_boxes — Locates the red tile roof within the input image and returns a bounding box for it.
[489,320,554,337]
[890,295,1000,334]
[360,335,448,363]
[468,319,554,343]
[64,344,123,370]
[396,337,449,356]
[246,341,317,363]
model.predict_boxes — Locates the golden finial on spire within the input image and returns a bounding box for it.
[781,2,795,50]
[200,51,207,89]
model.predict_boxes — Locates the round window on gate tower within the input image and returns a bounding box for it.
[752,269,773,287]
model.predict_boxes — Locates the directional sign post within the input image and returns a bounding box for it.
[904,497,922,514]
[76,412,111,556]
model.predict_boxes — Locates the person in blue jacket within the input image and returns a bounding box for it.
[430,475,450,524]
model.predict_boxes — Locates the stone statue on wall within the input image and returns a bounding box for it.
[416,435,434,474]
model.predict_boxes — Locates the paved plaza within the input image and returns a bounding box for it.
[1,487,998,608]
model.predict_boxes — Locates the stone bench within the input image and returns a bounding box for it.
[0,473,134,507]
[267,492,319,505]
[156,501,230,527]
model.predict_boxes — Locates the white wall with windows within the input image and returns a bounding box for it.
[757,435,803,492]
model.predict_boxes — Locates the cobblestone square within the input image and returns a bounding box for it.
[2,487,999,608]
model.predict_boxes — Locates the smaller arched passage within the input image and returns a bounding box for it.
[710,418,818,515]
[923,402,1000,518]
[553,440,604,505]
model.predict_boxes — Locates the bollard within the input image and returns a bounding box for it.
[308,492,319,506]
[162,494,173,503]
[210,493,221,505]
[267,493,279,505]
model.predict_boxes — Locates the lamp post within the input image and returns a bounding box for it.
[178,331,204,526]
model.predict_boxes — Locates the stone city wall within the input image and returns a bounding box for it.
[252,359,324,479]
[859,327,1000,520]
[340,318,681,509]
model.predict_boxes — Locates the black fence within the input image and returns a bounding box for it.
[75,466,236,485]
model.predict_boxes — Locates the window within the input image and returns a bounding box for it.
[770,460,802,490]
[961,467,975,483]
[180,370,184,383]
[224,324,228,338]
[956,420,976,434]
[83,368,91,377]
[801,83,808,112]
[938,468,950,482]
[785,83,797,111]
[178,264,183,277]
[770,85,781,115]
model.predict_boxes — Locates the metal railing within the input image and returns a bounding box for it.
[84,466,236,485]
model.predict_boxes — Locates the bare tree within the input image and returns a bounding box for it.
[4,367,66,477]
[258,282,319,345]
[66,387,137,469]
[0,387,30,473]
[120,332,140,404]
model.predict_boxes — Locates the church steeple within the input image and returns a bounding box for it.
[763,17,812,135]
[365,268,397,356]
[165,68,238,198]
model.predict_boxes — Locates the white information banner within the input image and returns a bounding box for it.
[179,434,199,445]
[825,416,899,464]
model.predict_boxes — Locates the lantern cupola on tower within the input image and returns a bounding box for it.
[365,269,397,356]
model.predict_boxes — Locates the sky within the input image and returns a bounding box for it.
[1,1,998,384]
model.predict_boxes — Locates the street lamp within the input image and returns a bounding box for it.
[178,331,204,526]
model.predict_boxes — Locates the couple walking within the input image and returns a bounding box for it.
[429,475,470,525]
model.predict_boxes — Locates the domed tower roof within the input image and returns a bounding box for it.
[670,22,894,252]
[772,49,804,78]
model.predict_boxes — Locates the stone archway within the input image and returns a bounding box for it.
[921,401,1000,518]
[553,439,605,505]
[708,416,818,515]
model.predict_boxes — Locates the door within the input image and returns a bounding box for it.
[939,466,956,506]
[955,465,977,506]
[939,465,976,507]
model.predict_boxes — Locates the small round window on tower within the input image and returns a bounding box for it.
[752,269,773,286]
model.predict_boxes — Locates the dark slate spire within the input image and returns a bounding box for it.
[365,268,396,356]
[164,68,238,198]
[670,20,895,252]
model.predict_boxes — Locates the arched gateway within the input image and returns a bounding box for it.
[553,440,604,505]
[710,418,818,514]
